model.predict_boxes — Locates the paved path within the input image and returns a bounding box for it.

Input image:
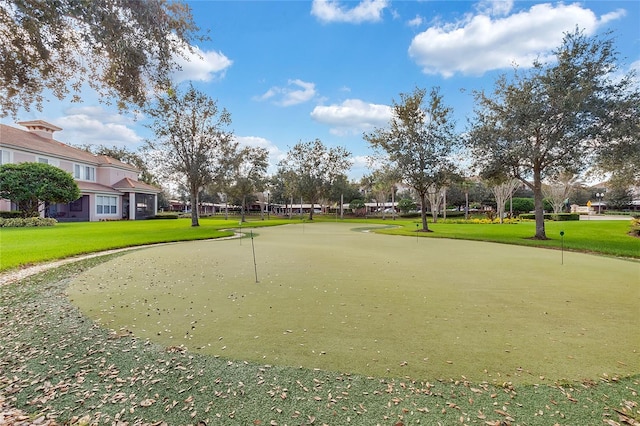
[579,214,634,220]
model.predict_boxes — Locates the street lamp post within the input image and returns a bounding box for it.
[596,192,604,214]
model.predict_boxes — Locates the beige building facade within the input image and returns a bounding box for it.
[0,120,159,221]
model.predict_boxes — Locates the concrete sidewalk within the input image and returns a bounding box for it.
[579,214,634,220]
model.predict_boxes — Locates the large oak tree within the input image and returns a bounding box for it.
[468,29,639,239]
[1,0,199,117]
[144,84,236,227]
[365,87,459,232]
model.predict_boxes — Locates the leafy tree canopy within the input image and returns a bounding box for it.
[468,29,638,239]
[278,139,351,220]
[144,84,236,227]
[1,0,200,117]
[365,87,459,231]
[226,146,269,222]
[0,162,80,218]
[397,198,417,214]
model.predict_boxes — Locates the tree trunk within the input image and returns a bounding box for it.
[464,191,469,220]
[532,167,547,239]
[420,192,430,232]
[260,198,265,220]
[308,198,314,221]
[442,188,447,220]
[241,195,247,222]
[190,188,200,227]
[391,189,396,220]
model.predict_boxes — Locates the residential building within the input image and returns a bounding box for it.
[0,120,160,221]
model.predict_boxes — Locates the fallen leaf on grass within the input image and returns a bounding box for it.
[139,398,156,407]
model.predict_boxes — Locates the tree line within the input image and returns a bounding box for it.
[141,29,635,239]
[0,0,637,240]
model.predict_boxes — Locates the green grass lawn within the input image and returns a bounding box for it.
[0,217,293,271]
[1,217,639,424]
[1,216,638,273]
[367,218,639,259]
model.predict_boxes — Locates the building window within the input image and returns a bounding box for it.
[74,164,96,181]
[38,157,49,164]
[96,195,117,214]
[85,166,95,181]
[0,149,10,165]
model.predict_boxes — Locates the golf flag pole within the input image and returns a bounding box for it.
[560,231,565,265]
[250,230,259,283]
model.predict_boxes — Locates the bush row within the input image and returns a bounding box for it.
[0,217,58,227]
[0,211,23,218]
[444,218,520,224]
[147,214,179,220]
[519,213,580,221]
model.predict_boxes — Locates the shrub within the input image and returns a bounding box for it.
[399,212,421,218]
[519,213,579,221]
[442,210,465,218]
[468,217,519,224]
[0,211,22,218]
[552,213,580,221]
[630,217,640,237]
[147,214,179,220]
[0,217,57,227]
[397,198,417,214]
[509,198,534,214]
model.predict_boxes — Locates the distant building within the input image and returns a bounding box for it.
[0,120,160,221]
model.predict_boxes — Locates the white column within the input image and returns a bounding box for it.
[129,192,136,220]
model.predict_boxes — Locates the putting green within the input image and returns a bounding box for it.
[67,222,639,384]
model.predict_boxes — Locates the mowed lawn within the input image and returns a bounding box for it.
[373,218,639,258]
[67,222,639,385]
[1,216,638,273]
[0,217,292,271]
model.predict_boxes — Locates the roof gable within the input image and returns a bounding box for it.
[0,123,138,172]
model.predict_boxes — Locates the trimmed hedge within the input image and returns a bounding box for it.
[0,211,23,218]
[519,213,580,221]
[147,214,179,220]
[0,217,57,227]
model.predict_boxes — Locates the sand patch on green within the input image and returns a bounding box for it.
[67,222,639,384]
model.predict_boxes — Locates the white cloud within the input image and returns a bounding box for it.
[407,15,424,28]
[475,0,514,17]
[310,99,392,135]
[255,79,317,107]
[599,9,627,25]
[408,3,625,77]
[172,44,233,83]
[56,108,143,147]
[311,0,388,24]
[235,135,286,174]
[351,155,372,170]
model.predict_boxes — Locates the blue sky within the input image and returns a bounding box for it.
[4,0,639,182]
